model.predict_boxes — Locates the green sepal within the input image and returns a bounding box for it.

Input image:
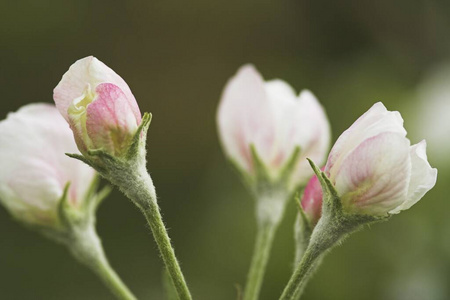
[295,195,313,235]
[249,144,271,186]
[57,182,79,226]
[66,153,93,168]
[307,158,341,213]
[227,146,303,226]
[66,112,152,186]
[306,158,389,238]
[127,112,152,161]
[278,146,301,185]
[286,159,392,300]
[79,174,112,215]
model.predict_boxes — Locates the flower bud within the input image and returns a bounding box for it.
[53,56,142,157]
[0,104,96,228]
[217,65,330,189]
[301,171,323,226]
[324,102,437,216]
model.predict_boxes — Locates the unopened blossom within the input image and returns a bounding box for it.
[53,56,142,157]
[324,102,437,216]
[0,104,96,227]
[217,65,330,188]
[301,171,323,226]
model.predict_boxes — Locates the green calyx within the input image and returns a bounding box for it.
[66,112,152,176]
[30,175,111,246]
[280,160,390,300]
[237,146,302,226]
[306,158,389,251]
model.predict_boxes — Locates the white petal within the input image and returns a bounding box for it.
[217,66,330,183]
[217,65,276,173]
[264,79,298,105]
[389,140,437,214]
[278,90,331,185]
[53,56,140,122]
[334,132,411,216]
[0,103,96,226]
[326,102,406,181]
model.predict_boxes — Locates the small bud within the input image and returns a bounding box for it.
[300,171,323,226]
[324,102,437,216]
[217,65,330,190]
[53,56,142,157]
[0,104,97,229]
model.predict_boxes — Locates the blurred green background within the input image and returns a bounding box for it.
[1,0,450,299]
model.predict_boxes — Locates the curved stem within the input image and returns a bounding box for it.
[141,200,192,300]
[90,252,138,300]
[279,244,322,300]
[114,166,192,300]
[279,212,351,300]
[291,258,323,300]
[70,226,137,300]
[243,223,277,300]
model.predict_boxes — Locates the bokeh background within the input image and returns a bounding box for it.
[1,0,450,299]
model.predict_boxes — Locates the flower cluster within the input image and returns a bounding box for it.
[0,57,439,300]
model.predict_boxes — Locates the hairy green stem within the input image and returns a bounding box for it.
[70,226,137,300]
[243,223,277,300]
[279,218,333,300]
[291,258,323,300]
[142,200,191,300]
[280,243,323,300]
[114,166,192,300]
[279,211,360,300]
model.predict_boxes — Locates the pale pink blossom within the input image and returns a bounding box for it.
[53,56,141,156]
[0,104,96,227]
[217,65,330,187]
[325,102,437,216]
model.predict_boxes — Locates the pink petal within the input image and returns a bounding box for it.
[86,83,139,155]
[334,132,411,215]
[301,168,324,225]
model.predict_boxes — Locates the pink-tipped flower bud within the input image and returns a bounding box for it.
[217,65,330,188]
[324,102,437,216]
[301,170,324,226]
[0,104,96,228]
[53,56,142,157]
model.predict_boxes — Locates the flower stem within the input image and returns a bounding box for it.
[279,212,351,300]
[243,223,277,300]
[114,166,192,300]
[279,243,322,300]
[70,226,137,300]
[141,199,192,300]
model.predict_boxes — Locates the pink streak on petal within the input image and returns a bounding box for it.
[334,132,410,215]
[86,83,139,154]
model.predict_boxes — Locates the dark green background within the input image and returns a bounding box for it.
[1,0,449,299]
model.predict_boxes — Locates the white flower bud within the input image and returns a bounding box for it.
[217,65,330,189]
[325,102,437,216]
[0,104,96,228]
